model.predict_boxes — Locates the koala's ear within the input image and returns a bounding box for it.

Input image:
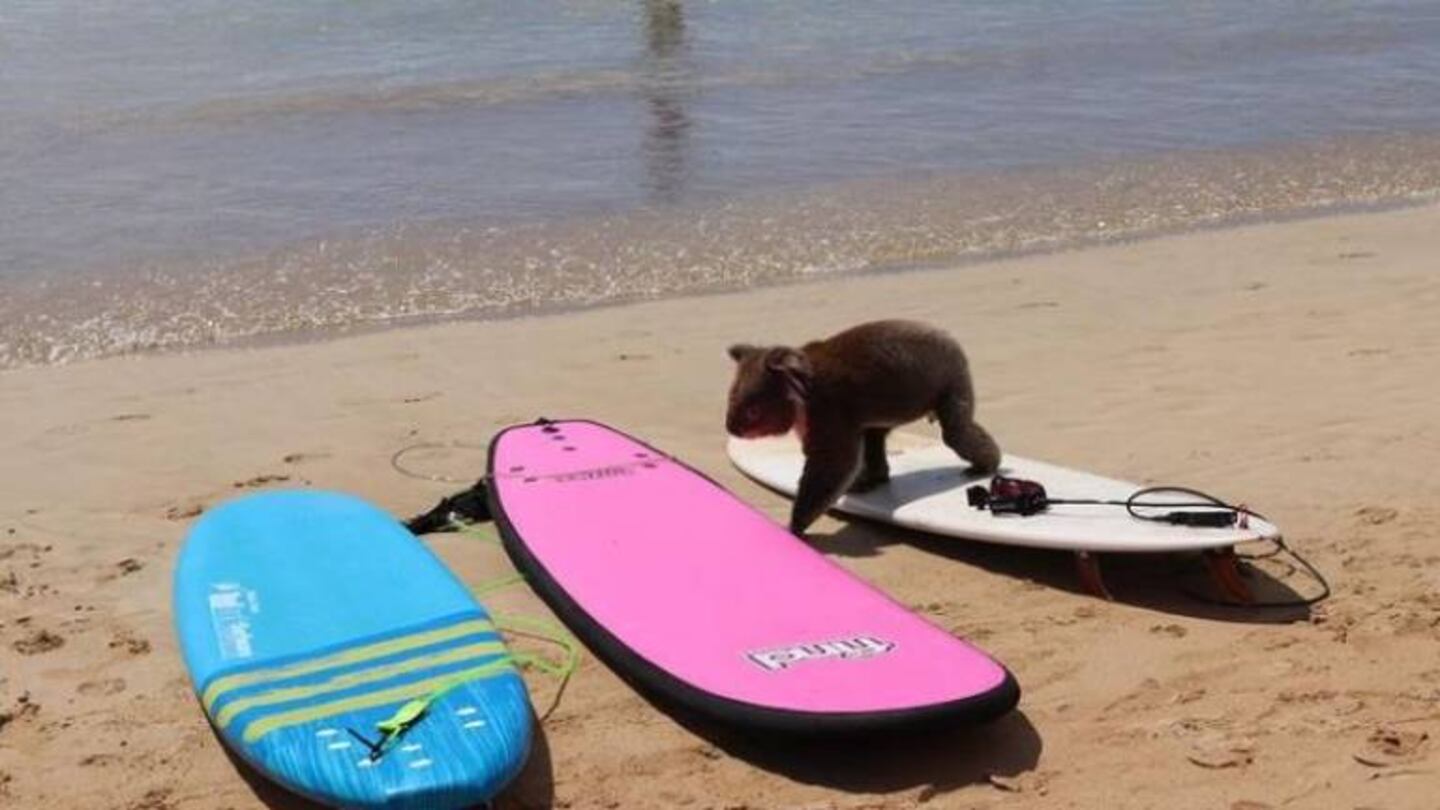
[727,343,761,363]
[765,348,812,398]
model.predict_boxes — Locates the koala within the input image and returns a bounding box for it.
[726,319,1000,534]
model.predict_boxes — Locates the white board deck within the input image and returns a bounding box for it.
[727,433,1280,554]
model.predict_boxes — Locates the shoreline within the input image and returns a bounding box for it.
[2,201,1439,808]
[7,131,1440,371]
[7,187,1434,376]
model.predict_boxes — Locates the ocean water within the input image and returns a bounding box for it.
[4,0,1440,366]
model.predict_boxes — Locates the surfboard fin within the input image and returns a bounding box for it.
[1074,551,1114,601]
[1203,548,1255,605]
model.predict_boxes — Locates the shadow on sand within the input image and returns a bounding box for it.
[811,515,1319,624]
[223,674,1034,807]
[680,709,1043,800]
[223,719,555,809]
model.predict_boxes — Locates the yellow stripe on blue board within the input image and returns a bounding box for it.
[239,658,516,744]
[202,618,493,710]
[215,640,508,727]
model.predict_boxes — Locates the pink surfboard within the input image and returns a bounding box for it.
[487,419,1019,732]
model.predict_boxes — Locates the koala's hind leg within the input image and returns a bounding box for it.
[850,428,891,492]
[936,390,1001,474]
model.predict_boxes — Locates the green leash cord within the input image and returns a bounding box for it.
[367,664,509,760]
[367,521,583,759]
[359,655,516,760]
[458,522,583,718]
[473,573,528,597]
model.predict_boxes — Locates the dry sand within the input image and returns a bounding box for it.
[2,203,1438,809]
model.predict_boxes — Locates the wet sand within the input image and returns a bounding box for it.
[6,133,1440,371]
[2,203,1438,808]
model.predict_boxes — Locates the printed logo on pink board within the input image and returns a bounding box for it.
[746,636,896,671]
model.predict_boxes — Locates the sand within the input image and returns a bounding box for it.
[2,203,1438,809]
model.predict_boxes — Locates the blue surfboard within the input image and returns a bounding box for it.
[173,491,532,809]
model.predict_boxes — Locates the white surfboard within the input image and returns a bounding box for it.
[727,433,1281,554]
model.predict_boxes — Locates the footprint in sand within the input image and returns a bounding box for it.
[42,422,91,438]
[1186,740,1256,770]
[282,451,330,464]
[108,631,151,656]
[110,413,152,422]
[127,787,176,810]
[1356,506,1399,525]
[908,600,947,616]
[77,678,127,697]
[992,770,1057,797]
[0,694,39,733]
[97,557,148,583]
[233,474,290,489]
[11,629,64,655]
[1174,688,1206,705]
[1354,726,1430,767]
[164,503,204,521]
[0,543,51,562]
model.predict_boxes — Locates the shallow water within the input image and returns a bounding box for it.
[4,1,1440,366]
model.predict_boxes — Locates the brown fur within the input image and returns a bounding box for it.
[727,319,1001,534]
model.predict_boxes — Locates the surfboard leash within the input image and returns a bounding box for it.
[967,476,1332,608]
[967,476,1261,527]
[393,445,587,723]
[1175,535,1332,609]
[390,440,492,484]
[391,438,684,505]
[427,518,583,723]
[489,612,582,723]
[348,658,519,762]
[350,616,579,761]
